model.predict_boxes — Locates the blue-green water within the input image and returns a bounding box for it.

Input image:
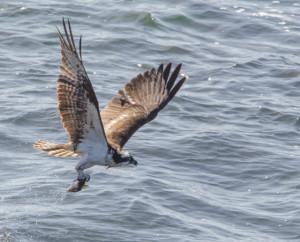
[0,0,299,241]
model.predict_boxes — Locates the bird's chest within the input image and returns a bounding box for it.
[87,148,110,166]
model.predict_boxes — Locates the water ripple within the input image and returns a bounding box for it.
[0,0,299,241]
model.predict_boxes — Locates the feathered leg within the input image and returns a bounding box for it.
[67,156,95,192]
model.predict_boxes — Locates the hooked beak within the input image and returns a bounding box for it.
[131,159,138,166]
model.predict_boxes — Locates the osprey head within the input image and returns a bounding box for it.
[112,149,138,166]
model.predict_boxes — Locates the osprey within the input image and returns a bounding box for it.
[34,19,187,192]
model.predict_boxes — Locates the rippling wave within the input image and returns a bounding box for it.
[0,0,299,241]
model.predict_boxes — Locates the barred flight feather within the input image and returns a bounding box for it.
[34,19,187,162]
[101,63,186,149]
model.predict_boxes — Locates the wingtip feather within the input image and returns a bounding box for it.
[166,63,182,91]
[163,63,172,82]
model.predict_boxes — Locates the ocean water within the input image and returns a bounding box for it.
[0,0,299,241]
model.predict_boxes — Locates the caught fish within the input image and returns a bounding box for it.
[67,176,89,192]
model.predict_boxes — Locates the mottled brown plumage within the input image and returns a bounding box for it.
[35,19,108,157]
[34,19,187,183]
[56,20,107,147]
[101,63,186,150]
[34,141,79,157]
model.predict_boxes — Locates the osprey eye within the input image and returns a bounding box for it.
[33,18,186,192]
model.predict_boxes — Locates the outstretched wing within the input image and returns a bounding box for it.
[57,19,108,153]
[101,63,186,150]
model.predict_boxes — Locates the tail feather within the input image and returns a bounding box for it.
[34,140,80,157]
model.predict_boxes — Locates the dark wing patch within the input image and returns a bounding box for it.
[101,63,186,149]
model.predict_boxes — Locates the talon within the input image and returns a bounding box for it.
[77,174,90,182]
[77,175,83,181]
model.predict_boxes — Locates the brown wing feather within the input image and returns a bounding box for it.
[34,140,79,157]
[101,63,186,149]
[57,19,107,146]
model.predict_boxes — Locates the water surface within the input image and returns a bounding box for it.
[0,0,299,241]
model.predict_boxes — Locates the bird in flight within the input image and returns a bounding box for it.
[34,19,187,192]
